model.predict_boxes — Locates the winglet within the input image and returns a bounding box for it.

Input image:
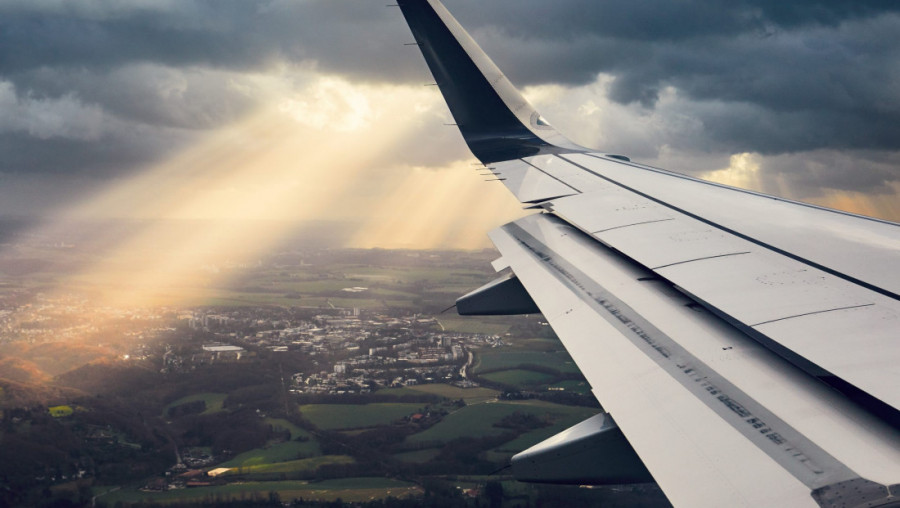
[396,0,586,163]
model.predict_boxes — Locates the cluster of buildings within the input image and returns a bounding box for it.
[0,292,178,346]
[175,308,498,396]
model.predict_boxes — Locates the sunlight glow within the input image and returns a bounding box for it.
[808,181,900,221]
[6,74,525,308]
[349,160,525,250]
[701,152,766,191]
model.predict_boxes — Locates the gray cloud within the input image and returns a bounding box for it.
[0,0,898,216]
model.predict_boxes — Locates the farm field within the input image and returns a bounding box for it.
[221,455,354,477]
[474,350,580,375]
[299,403,425,430]
[393,448,442,464]
[481,369,555,387]
[264,418,309,441]
[548,379,592,394]
[163,393,227,416]
[405,400,599,446]
[219,440,321,468]
[494,409,601,457]
[436,315,512,335]
[379,383,499,403]
[98,477,421,505]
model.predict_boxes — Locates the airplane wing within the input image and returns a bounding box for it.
[394,1,900,507]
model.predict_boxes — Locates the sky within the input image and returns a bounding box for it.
[1,0,899,252]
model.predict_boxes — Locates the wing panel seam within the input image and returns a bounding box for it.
[652,251,752,270]
[580,153,900,227]
[519,158,583,194]
[558,154,900,302]
[592,218,676,233]
[750,304,876,327]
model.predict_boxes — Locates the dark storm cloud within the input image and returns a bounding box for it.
[0,124,190,175]
[0,0,899,199]
[443,1,900,153]
[0,0,420,84]
[448,0,900,43]
[13,65,258,130]
[0,0,426,177]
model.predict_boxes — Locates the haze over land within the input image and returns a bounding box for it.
[0,231,673,507]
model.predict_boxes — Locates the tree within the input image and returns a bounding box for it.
[485,480,504,508]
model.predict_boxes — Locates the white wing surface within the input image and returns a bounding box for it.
[394,1,900,507]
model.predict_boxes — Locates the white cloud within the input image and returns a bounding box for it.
[279,77,376,132]
[0,81,109,140]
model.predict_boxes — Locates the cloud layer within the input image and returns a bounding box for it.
[0,0,898,219]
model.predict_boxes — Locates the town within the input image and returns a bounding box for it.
[0,244,665,508]
[180,305,495,396]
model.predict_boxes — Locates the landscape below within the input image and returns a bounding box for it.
[0,221,669,507]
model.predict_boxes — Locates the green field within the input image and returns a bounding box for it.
[435,316,511,335]
[299,403,425,430]
[481,369,555,387]
[392,448,442,464]
[247,277,417,299]
[220,440,320,468]
[515,338,564,351]
[265,418,314,441]
[345,266,489,291]
[405,400,597,446]
[97,477,420,505]
[547,380,592,394]
[48,405,73,417]
[495,409,599,454]
[474,350,580,374]
[379,383,499,403]
[164,393,227,416]
[222,455,354,476]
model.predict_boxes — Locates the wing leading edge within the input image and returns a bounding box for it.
[394,1,900,507]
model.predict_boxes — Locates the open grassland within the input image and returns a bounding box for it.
[299,403,425,430]
[219,440,320,468]
[48,405,74,417]
[379,383,499,403]
[222,455,354,476]
[392,448,442,464]
[97,477,421,505]
[481,369,555,387]
[495,409,600,455]
[548,379,592,394]
[435,316,511,335]
[163,393,227,416]
[405,400,597,445]
[515,338,565,352]
[474,350,580,374]
[246,276,417,298]
[345,266,489,290]
[47,254,501,310]
[264,418,313,441]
